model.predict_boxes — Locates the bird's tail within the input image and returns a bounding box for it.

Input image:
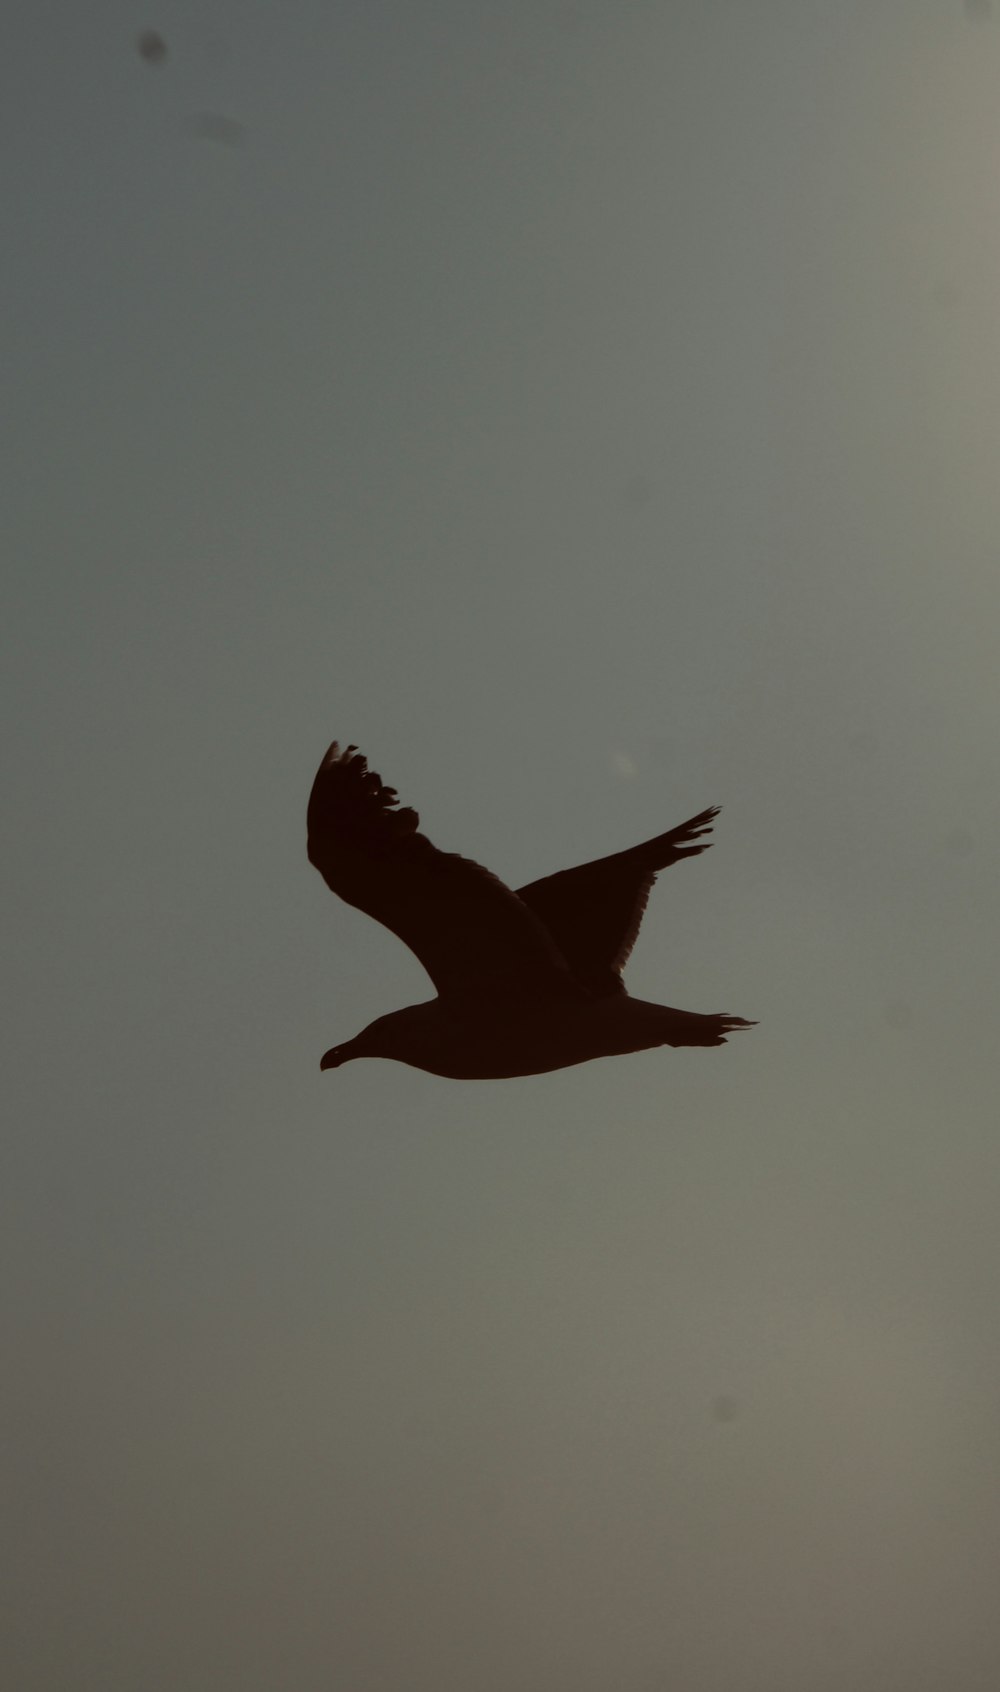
[655,1008,756,1048]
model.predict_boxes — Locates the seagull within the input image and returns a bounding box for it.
[307,742,754,1079]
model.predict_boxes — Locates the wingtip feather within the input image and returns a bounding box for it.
[307,739,423,869]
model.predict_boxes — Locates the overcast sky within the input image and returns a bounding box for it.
[6,3,1000,1688]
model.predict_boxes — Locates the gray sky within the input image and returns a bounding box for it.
[5,3,1000,1688]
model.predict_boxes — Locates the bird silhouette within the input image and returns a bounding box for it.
[308,742,754,1078]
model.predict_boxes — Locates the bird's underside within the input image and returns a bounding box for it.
[306,741,754,1077]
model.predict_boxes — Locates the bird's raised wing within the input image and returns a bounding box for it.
[516,807,718,996]
[307,743,586,1004]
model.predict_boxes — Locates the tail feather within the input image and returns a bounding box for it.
[659,1009,756,1048]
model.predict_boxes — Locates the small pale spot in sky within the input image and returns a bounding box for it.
[612,750,638,779]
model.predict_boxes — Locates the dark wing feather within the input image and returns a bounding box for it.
[307,743,586,1004]
[516,807,718,995]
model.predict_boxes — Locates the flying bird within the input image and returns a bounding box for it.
[307,742,754,1079]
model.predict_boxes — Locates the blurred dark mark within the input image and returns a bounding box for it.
[137,28,167,63]
[884,1001,913,1032]
[943,826,974,857]
[713,1394,739,1423]
[964,0,992,21]
[193,112,247,147]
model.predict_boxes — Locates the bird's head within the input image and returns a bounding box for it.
[319,1013,404,1070]
[320,1029,374,1070]
[319,1006,435,1071]
[319,1041,356,1070]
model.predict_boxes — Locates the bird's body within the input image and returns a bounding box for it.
[307,742,754,1079]
[321,995,741,1080]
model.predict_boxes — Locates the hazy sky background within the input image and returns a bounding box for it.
[6,3,1000,1687]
